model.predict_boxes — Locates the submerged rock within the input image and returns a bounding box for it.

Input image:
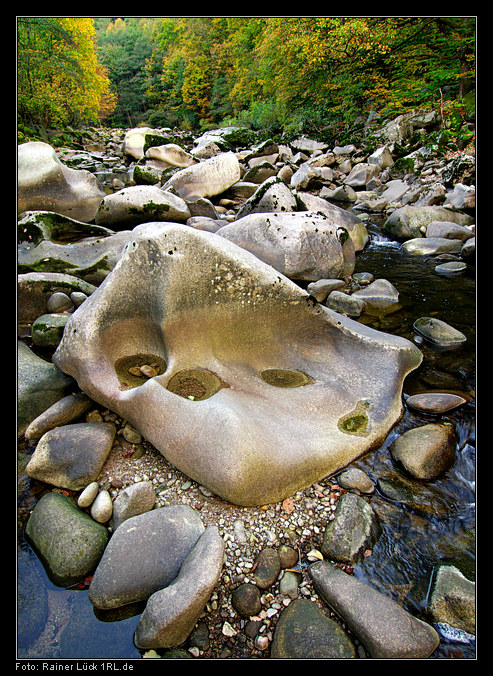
[52,223,422,506]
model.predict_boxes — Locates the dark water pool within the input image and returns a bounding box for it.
[17,223,476,659]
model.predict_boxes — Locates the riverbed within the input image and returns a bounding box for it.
[17,220,476,660]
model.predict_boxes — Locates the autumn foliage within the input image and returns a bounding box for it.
[18,17,475,136]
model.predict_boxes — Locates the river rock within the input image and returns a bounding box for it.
[77,481,100,508]
[18,341,74,438]
[162,151,241,199]
[52,222,422,506]
[24,393,93,441]
[25,422,116,490]
[270,598,356,659]
[402,237,463,256]
[31,313,70,348]
[321,492,381,564]
[295,192,369,251]
[134,525,225,649]
[427,564,475,634]
[406,392,467,414]
[90,489,113,523]
[325,290,367,318]
[122,127,157,160]
[435,260,467,275]
[18,216,133,286]
[218,210,355,281]
[95,185,191,229]
[337,467,375,494]
[231,583,262,618]
[88,504,205,609]
[413,316,467,347]
[344,162,381,188]
[112,480,156,530]
[144,143,195,168]
[18,272,96,338]
[252,547,281,589]
[306,278,345,302]
[25,491,109,587]
[368,145,394,169]
[235,176,297,218]
[425,220,475,241]
[383,205,474,241]
[309,561,440,658]
[351,278,400,310]
[389,423,457,480]
[18,142,105,223]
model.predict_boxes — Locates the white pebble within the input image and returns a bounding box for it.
[90,490,113,523]
[77,481,99,508]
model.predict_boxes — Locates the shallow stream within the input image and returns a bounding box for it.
[17,220,476,659]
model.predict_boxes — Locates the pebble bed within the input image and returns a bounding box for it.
[26,404,356,660]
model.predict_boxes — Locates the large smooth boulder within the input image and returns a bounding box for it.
[217,210,355,281]
[383,205,474,241]
[52,223,422,506]
[95,185,191,229]
[18,142,105,223]
[162,151,241,199]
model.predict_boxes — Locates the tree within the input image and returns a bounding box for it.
[18,17,115,129]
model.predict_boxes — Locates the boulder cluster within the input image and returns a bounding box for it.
[18,110,475,659]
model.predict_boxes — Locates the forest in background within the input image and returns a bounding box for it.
[17,17,476,146]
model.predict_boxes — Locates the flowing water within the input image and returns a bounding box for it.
[17,221,476,659]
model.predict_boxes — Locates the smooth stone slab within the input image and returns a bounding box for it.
[413,317,467,347]
[309,562,440,659]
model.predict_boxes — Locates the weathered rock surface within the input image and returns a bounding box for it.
[217,210,355,281]
[52,222,422,506]
[18,141,105,222]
